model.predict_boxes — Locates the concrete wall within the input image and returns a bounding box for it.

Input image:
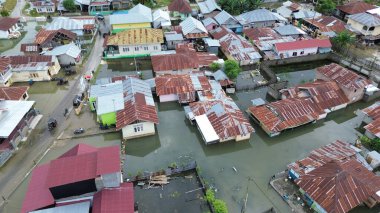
[159,94,178,102]
[58,54,77,66]
[236,133,251,141]
[11,70,52,82]
[111,22,151,33]
[347,18,380,36]
[122,122,155,139]
[276,47,318,58]
[107,43,161,58]
[0,30,9,39]
[101,172,122,188]
[99,112,116,125]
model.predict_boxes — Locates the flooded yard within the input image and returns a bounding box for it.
[2,61,379,213]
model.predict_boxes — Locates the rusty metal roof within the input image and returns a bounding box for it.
[304,16,346,33]
[336,1,376,15]
[152,44,218,72]
[190,93,254,139]
[243,27,281,42]
[106,28,164,46]
[365,119,380,138]
[248,98,324,134]
[0,17,19,31]
[168,0,192,13]
[316,63,370,90]
[362,102,380,121]
[0,56,11,74]
[296,159,380,213]
[281,80,349,111]
[9,55,54,66]
[0,86,29,100]
[35,28,77,46]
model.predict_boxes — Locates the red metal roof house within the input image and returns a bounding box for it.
[0,86,29,100]
[21,144,122,213]
[336,2,376,20]
[273,39,332,58]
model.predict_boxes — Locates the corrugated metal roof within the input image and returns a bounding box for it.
[153,9,170,22]
[92,183,134,213]
[293,9,321,19]
[0,100,35,137]
[129,3,152,17]
[304,15,346,32]
[195,114,219,143]
[96,93,124,115]
[316,63,370,90]
[362,101,380,120]
[348,12,380,27]
[198,0,221,14]
[110,4,152,25]
[237,9,281,24]
[0,17,19,31]
[35,29,77,46]
[44,42,81,58]
[244,27,281,41]
[274,38,331,51]
[168,0,192,13]
[30,201,90,213]
[90,81,123,98]
[202,17,218,28]
[203,38,220,46]
[46,17,95,31]
[214,10,236,25]
[276,5,292,18]
[106,28,163,46]
[164,31,183,41]
[0,56,11,74]
[180,17,208,36]
[0,86,29,100]
[274,25,306,36]
[336,1,376,15]
[365,119,380,138]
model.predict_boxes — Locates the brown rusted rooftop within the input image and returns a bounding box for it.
[106,28,164,46]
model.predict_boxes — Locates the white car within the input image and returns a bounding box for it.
[8,31,21,39]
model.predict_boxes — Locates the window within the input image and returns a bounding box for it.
[30,73,39,78]
[123,47,129,52]
[292,52,297,56]
[300,51,304,55]
[23,93,27,99]
[369,26,375,31]
[143,46,148,51]
[135,47,139,51]
[363,26,368,30]
[134,124,143,132]
[153,46,158,50]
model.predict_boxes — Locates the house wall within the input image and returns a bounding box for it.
[11,70,52,82]
[106,43,161,58]
[315,70,365,104]
[171,12,190,20]
[121,121,155,139]
[276,47,318,58]
[347,18,380,36]
[166,40,184,50]
[100,172,122,188]
[154,68,198,76]
[250,20,276,28]
[58,54,77,65]
[0,30,9,39]
[0,69,13,86]
[207,46,219,54]
[235,133,251,141]
[330,103,348,111]
[111,22,151,33]
[50,57,61,75]
[99,112,116,125]
[159,94,178,102]
[35,6,55,13]
[89,97,97,111]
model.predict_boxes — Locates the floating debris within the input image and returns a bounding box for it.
[232,166,238,173]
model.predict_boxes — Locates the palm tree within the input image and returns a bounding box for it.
[332,30,355,55]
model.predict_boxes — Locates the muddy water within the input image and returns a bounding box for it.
[3,71,379,212]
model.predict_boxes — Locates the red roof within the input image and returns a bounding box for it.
[243,27,281,42]
[0,56,11,74]
[92,182,134,213]
[209,26,230,40]
[281,80,349,111]
[336,2,376,15]
[21,164,55,213]
[20,43,40,53]
[22,144,120,213]
[155,75,194,96]
[0,86,29,100]
[116,93,159,130]
[274,39,331,51]
[168,0,192,13]
[365,119,380,138]
[304,16,346,33]
[296,159,380,213]
[0,17,19,31]
[316,63,370,90]
[248,98,325,135]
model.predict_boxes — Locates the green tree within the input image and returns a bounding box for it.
[218,0,262,15]
[210,62,221,72]
[63,0,77,12]
[316,0,336,15]
[0,10,9,17]
[224,60,241,79]
[332,30,355,55]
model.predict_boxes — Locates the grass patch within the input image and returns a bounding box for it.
[3,0,17,13]
[0,32,26,53]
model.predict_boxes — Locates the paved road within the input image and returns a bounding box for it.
[0,21,106,211]
[2,22,37,55]
[11,0,25,17]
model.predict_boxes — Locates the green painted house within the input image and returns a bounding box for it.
[96,93,124,126]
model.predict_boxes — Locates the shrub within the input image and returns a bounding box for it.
[224,60,241,79]
[205,189,228,213]
[210,62,220,72]
[0,10,10,17]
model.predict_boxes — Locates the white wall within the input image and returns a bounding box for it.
[159,94,178,102]
[277,47,318,58]
[0,30,9,39]
[11,70,52,82]
[122,122,155,140]
[114,43,162,57]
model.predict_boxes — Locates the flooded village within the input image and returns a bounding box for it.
[0,0,380,213]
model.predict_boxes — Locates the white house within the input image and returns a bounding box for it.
[179,17,208,39]
[104,28,164,59]
[153,9,171,29]
[116,78,159,140]
[273,39,332,58]
[31,1,56,13]
[44,43,81,65]
[0,57,12,87]
[236,9,285,28]
[0,18,20,39]
[9,55,61,82]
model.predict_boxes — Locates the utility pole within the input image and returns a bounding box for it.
[241,177,253,213]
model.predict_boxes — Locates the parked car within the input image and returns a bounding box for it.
[74,128,85,134]
[73,94,83,107]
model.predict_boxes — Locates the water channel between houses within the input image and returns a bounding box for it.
[3,61,380,213]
